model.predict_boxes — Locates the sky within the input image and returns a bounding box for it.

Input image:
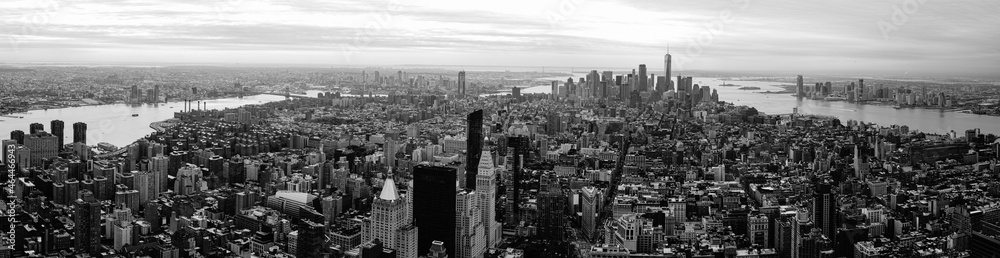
[1,0,999,76]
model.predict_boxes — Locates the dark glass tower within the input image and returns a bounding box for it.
[51,120,65,150]
[507,136,530,225]
[413,165,457,258]
[73,122,87,144]
[638,64,648,91]
[813,182,837,238]
[465,110,483,189]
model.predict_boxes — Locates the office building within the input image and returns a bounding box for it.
[456,189,485,258]
[507,136,529,225]
[476,151,501,248]
[1,139,16,164]
[857,79,865,102]
[153,84,160,103]
[537,180,566,242]
[638,64,647,92]
[665,54,673,90]
[458,71,467,96]
[588,70,600,98]
[551,81,559,98]
[364,178,419,258]
[796,75,804,97]
[813,182,837,237]
[581,186,601,240]
[414,165,458,258]
[466,110,483,189]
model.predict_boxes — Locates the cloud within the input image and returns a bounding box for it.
[1,0,997,75]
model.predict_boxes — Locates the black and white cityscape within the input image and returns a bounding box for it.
[2,0,1000,258]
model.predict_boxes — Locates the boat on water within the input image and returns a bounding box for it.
[824,96,846,101]
[132,114,139,117]
[719,81,739,87]
[738,86,761,90]
[894,106,902,109]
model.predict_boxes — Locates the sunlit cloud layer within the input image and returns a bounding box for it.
[1,0,998,75]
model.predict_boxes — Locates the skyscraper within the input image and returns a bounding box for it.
[1,139,16,165]
[796,75,804,98]
[153,84,160,103]
[536,178,566,242]
[466,110,484,189]
[588,70,600,98]
[73,122,87,144]
[664,54,672,91]
[150,154,169,197]
[458,71,467,96]
[51,120,65,151]
[507,136,529,225]
[10,130,25,144]
[476,151,501,248]
[113,205,134,251]
[551,81,559,98]
[130,85,140,103]
[175,164,203,195]
[857,79,865,102]
[414,165,458,258]
[456,189,485,258]
[581,186,601,240]
[365,178,419,258]
[813,182,837,238]
[29,123,43,135]
[75,191,102,255]
[638,64,648,92]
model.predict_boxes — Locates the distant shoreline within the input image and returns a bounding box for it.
[0,94,261,117]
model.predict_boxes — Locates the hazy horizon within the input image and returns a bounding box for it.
[2,0,999,77]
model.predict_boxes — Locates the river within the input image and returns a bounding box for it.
[0,94,286,147]
[517,75,1000,135]
[5,77,998,148]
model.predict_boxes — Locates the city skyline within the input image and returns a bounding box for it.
[2,0,999,76]
[3,0,1000,257]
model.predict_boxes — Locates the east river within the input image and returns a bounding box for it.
[0,94,287,147]
[523,76,1000,136]
[3,77,999,148]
